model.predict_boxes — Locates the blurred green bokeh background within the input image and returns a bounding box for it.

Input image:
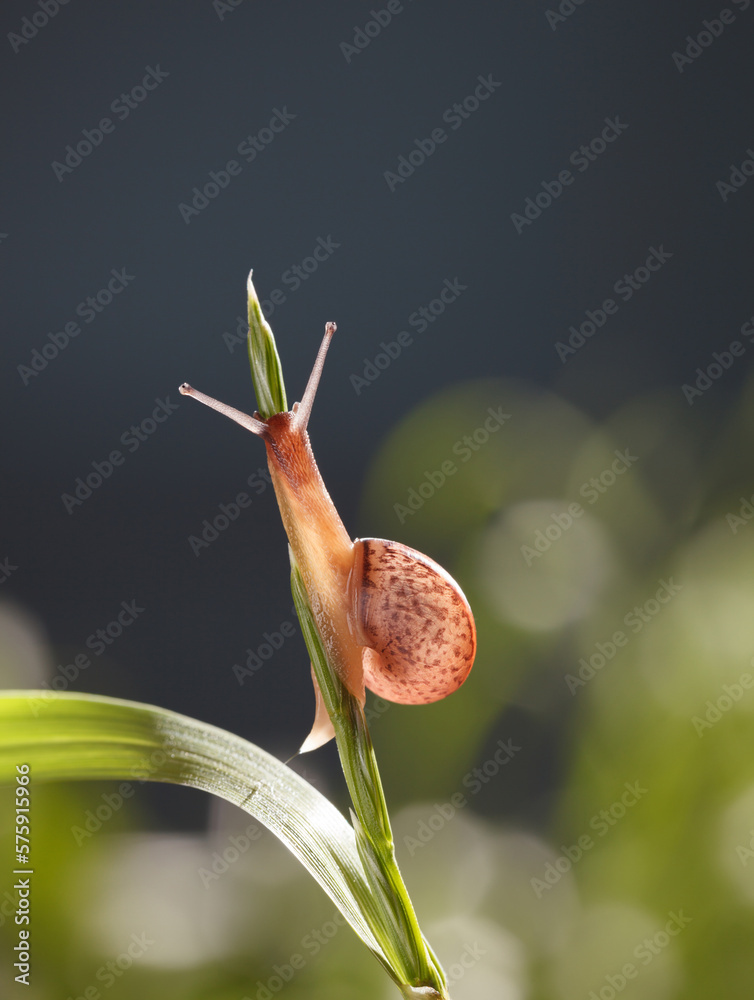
[3,369,754,999]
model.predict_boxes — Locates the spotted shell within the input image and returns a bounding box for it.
[348,538,476,705]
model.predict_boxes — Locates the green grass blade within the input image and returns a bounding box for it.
[0,690,388,968]
[246,271,287,418]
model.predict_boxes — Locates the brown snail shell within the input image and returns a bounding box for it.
[349,539,476,705]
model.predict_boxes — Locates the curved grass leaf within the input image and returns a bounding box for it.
[0,690,389,971]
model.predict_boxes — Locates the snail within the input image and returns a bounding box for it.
[179,319,476,750]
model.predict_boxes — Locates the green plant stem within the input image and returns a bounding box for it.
[290,560,449,997]
[247,272,450,996]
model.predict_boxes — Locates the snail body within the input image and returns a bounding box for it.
[180,321,476,748]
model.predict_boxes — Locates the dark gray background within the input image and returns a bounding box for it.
[2,0,753,824]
